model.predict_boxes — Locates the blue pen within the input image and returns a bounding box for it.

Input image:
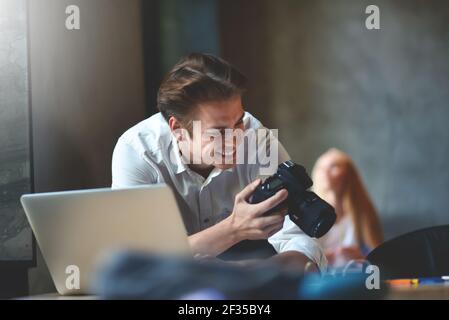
[418,277,447,285]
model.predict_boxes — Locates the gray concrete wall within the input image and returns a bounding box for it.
[27,0,147,294]
[0,0,32,261]
[221,0,449,240]
[160,0,220,73]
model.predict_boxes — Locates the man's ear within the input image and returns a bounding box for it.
[168,116,180,131]
[168,116,186,141]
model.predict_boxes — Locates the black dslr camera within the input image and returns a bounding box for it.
[250,160,336,238]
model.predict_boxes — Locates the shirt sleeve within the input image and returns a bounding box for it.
[111,138,158,188]
[251,132,328,272]
[268,217,328,272]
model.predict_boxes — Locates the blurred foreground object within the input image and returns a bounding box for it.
[92,251,387,300]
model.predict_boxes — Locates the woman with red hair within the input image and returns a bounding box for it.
[312,148,384,267]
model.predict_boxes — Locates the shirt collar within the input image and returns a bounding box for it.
[168,133,189,175]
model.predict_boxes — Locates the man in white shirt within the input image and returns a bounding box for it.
[112,53,327,272]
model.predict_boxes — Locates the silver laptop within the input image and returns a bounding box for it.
[21,185,191,295]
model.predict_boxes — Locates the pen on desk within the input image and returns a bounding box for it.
[387,277,449,287]
[386,279,419,286]
[418,277,445,285]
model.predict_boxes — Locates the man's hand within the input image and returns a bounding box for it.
[188,179,288,257]
[225,179,289,242]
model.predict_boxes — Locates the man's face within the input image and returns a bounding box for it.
[173,95,246,171]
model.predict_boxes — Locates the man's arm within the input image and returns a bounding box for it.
[111,138,158,188]
[111,137,321,272]
[188,216,239,257]
[188,179,289,257]
[268,216,328,272]
[222,251,319,274]
[268,251,319,273]
[112,139,286,258]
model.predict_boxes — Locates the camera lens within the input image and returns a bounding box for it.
[250,161,336,238]
[290,191,336,238]
[312,209,337,238]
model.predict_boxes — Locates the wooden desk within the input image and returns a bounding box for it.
[18,293,97,300]
[388,283,449,300]
[21,283,449,300]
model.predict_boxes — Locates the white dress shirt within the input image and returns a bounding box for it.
[319,215,357,252]
[111,112,327,271]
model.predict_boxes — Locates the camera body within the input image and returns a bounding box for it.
[250,160,336,238]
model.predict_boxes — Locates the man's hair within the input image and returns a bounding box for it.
[157,53,247,124]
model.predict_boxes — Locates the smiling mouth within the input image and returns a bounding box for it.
[216,149,236,157]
